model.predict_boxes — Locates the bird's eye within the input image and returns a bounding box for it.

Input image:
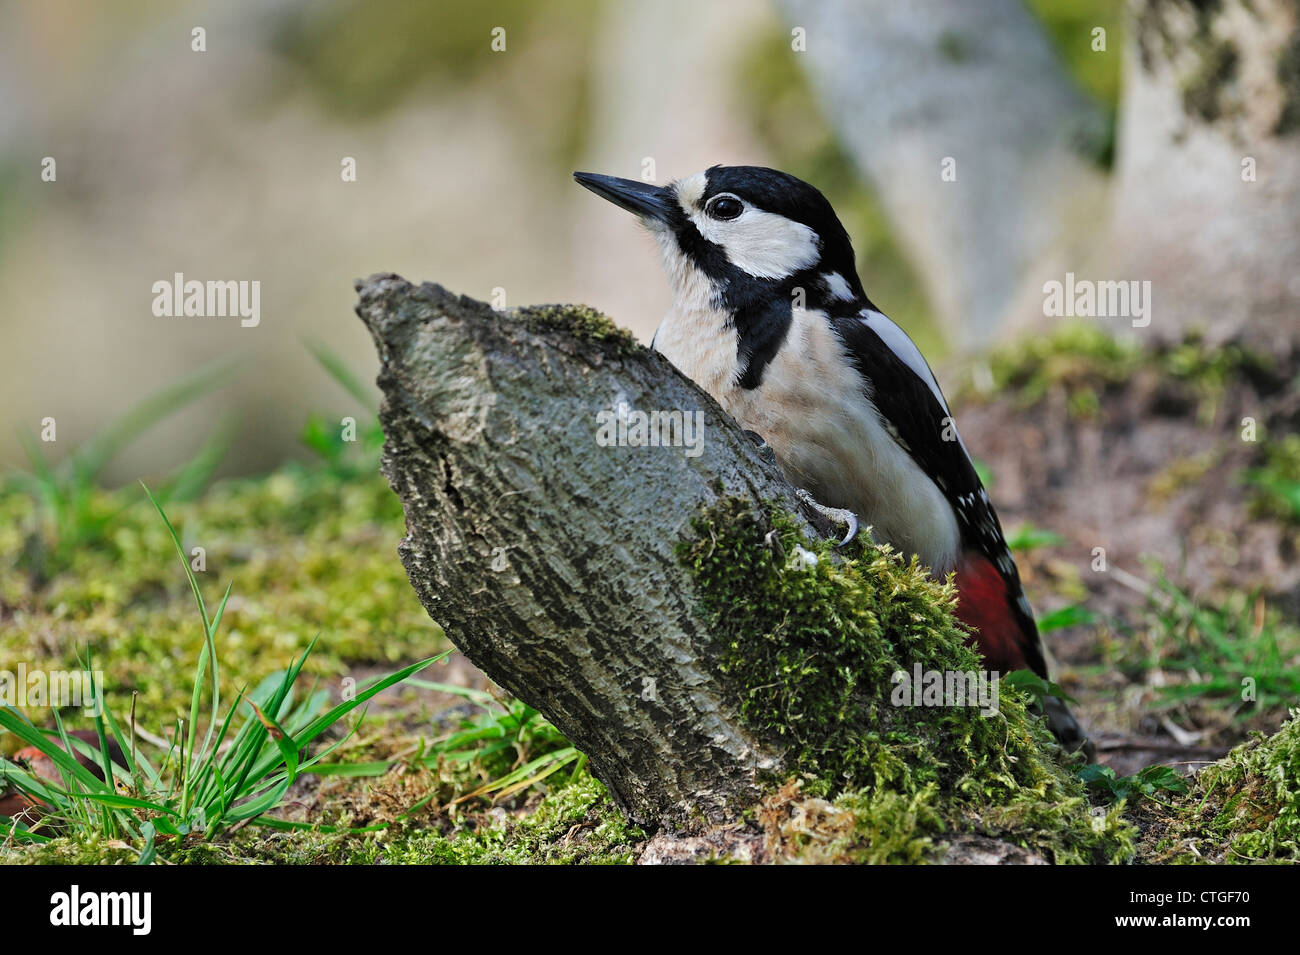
[705,195,744,221]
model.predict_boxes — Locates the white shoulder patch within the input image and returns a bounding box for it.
[822,272,854,301]
[859,309,951,415]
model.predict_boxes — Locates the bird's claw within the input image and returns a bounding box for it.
[743,429,778,467]
[795,489,860,547]
[837,512,860,548]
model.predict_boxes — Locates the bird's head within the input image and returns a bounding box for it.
[574,165,865,310]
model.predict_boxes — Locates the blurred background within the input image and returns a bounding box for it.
[0,0,1118,480]
[0,0,1295,484]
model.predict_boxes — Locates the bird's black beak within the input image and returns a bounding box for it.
[573,172,673,223]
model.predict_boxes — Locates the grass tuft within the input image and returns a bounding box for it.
[0,487,438,860]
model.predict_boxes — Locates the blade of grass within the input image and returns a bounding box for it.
[303,337,378,413]
[142,483,222,815]
[73,357,239,483]
[0,710,103,792]
[246,700,298,784]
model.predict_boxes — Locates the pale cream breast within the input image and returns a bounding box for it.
[656,303,960,573]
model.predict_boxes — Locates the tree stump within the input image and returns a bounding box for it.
[355,274,830,827]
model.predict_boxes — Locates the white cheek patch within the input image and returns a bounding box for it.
[671,173,820,281]
[690,206,821,280]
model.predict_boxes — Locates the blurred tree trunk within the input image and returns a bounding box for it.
[783,0,1300,350]
[779,0,1109,349]
[1105,0,1300,350]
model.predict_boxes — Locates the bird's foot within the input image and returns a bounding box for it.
[795,488,859,547]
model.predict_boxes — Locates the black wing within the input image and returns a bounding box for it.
[831,308,1046,674]
[830,311,987,548]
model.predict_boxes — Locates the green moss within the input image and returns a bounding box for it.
[1245,434,1300,525]
[514,304,640,356]
[986,321,1138,415]
[984,323,1272,422]
[346,773,644,865]
[761,779,945,864]
[0,465,445,747]
[6,833,142,865]
[8,826,354,866]
[678,497,1134,864]
[1154,710,1300,863]
[1159,333,1273,412]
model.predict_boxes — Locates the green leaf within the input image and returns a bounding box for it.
[1001,669,1076,704]
[0,707,104,791]
[137,823,157,865]
[247,700,299,784]
[1078,764,1116,788]
[1004,523,1065,551]
[302,760,394,777]
[225,777,292,822]
[80,792,181,815]
[1036,604,1099,634]
[1135,764,1190,796]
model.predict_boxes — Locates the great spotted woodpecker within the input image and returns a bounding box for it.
[575,165,1090,753]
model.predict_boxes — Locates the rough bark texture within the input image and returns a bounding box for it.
[353,274,828,828]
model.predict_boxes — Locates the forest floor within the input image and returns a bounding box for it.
[958,325,1300,779]
[2,323,1297,864]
